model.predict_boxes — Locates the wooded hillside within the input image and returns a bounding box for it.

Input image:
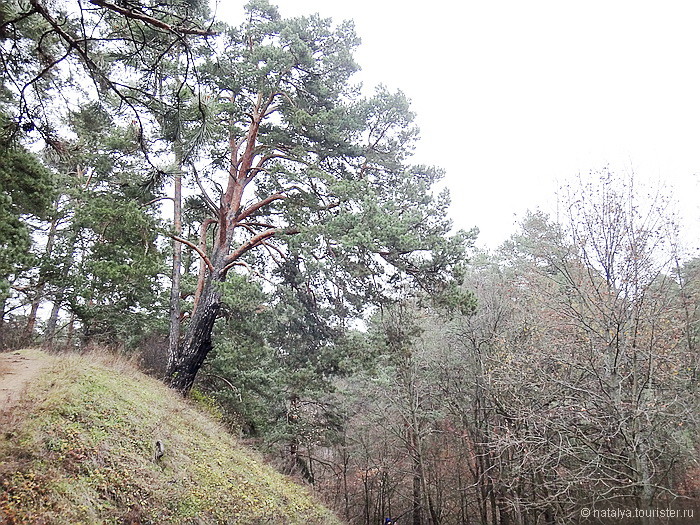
[0,1,698,524]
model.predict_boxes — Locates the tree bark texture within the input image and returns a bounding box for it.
[25,214,59,342]
[165,264,223,393]
[0,295,6,350]
[167,158,183,370]
[43,293,63,349]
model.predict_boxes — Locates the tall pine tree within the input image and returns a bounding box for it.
[164,1,472,393]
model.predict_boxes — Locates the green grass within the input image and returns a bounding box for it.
[0,351,342,524]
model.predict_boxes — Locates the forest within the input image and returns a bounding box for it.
[0,0,698,524]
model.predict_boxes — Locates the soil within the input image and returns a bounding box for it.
[0,351,48,407]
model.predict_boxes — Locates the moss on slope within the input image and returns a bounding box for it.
[0,351,341,525]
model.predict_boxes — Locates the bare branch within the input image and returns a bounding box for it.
[223,228,278,266]
[201,373,242,402]
[191,164,220,215]
[236,193,286,222]
[171,234,214,272]
[141,196,175,207]
[222,227,300,272]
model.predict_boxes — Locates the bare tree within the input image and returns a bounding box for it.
[481,170,699,523]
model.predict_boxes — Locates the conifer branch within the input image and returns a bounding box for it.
[171,235,214,272]
[87,0,217,36]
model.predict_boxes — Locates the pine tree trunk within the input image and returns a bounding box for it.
[44,215,76,350]
[412,466,423,525]
[25,213,59,342]
[24,300,40,342]
[44,295,62,349]
[409,414,424,525]
[168,157,183,367]
[65,311,75,350]
[165,258,224,393]
[162,98,284,394]
[0,294,6,350]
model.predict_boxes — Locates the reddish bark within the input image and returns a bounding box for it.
[165,91,296,393]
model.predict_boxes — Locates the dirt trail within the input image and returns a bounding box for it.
[0,350,49,407]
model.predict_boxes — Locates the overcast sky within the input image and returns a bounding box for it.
[216,1,700,254]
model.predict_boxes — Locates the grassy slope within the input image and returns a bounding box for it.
[0,351,341,525]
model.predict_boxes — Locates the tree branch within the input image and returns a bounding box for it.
[261,239,286,258]
[243,153,290,184]
[222,227,300,272]
[236,193,286,222]
[28,0,150,151]
[171,234,214,272]
[191,164,220,215]
[88,0,217,36]
[201,373,242,401]
[237,221,276,229]
[141,196,174,207]
[224,228,278,266]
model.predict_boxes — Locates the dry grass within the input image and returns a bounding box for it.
[0,350,342,525]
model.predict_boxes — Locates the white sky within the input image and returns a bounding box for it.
[215,1,700,254]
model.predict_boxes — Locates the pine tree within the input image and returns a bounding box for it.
[164,1,472,393]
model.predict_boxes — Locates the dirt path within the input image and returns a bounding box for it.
[0,350,49,407]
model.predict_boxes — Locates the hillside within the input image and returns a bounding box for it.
[0,350,342,525]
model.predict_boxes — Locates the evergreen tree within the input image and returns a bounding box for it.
[0,141,53,297]
[0,112,53,347]
[38,102,165,349]
[165,0,472,393]
[0,0,214,139]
